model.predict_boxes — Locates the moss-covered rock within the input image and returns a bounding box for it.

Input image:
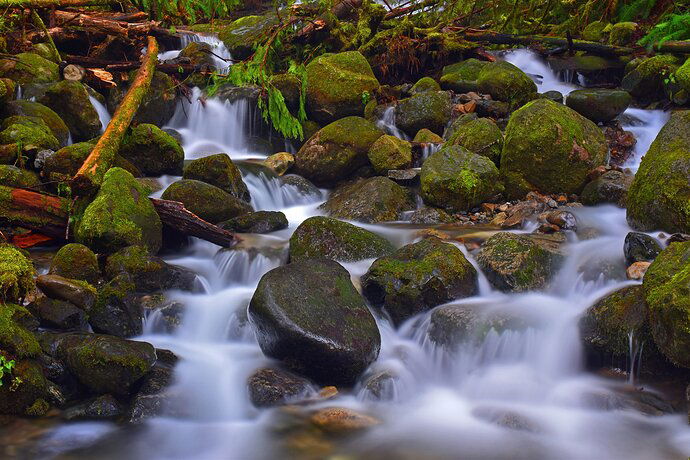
[674,57,690,103]
[2,100,70,146]
[582,21,609,42]
[440,58,487,93]
[626,111,690,233]
[447,117,503,165]
[295,116,383,187]
[56,333,156,395]
[263,152,294,176]
[395,91,452,136]
[49,243,100,284]
[305,51,380,124]
[0,165,40,189]
[120,124,184,176]
[248,258,380,385]
[622,55,679,101]
[36,274,96,311]
[41,141,94,184]
[501,99,607,199]
[0,303,40,358]
[476,61,537,108]
[362,237,478,326]
[182,153,249,201]
[420,145,503,212]
[0,52,59,86]
[409,207,453,224]
[643,242,690,368]
[565,89,631,123]
[107,71,177,127]
[161,179,252,224]
[320,177,414,223]
[90,274,140,337]
[193,15,278,60]
[0,115,60,152]
[410,76,440,94]
[367,134,412,173]
[608,22,638,46]
[76,167,162,254]
[38,80,101,142]
[581,170,633,207]
[476,232,565,292]
[218,210,288,234]
[0,244,35,303]
[178,41,216,68]
[413,128,444,144]
[0,359,48,416]
[29,296,88,331]
[290,216,393,262]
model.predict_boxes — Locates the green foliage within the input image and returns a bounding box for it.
[640,13,690,46]
[618,0,657,22]
[132,0,242,22]
[0,355,19,389]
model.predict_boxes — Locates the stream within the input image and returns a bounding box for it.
[31,41,690,460]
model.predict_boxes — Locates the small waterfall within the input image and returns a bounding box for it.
[377,106,409,140]
[159,33,232,72]
[89,95,111,132]
[244,171,323,211]
[621,108,669,171]
[502,49,577,95]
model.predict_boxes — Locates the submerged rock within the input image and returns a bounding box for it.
[161,179,252,224]
[320,177,414,223]
[120,124,184,176]
[183,153,250,201]
[248,258,380,385]
[62,394,123,420]
[248,367,316,408]
[361,237,478,326]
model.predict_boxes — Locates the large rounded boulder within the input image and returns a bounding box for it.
[361,237,478,326]
[447,117,503,165]
[367,135,412,173]
[476,61,537,108]
[161,179,252,224]
[248,258,381,385]
[395,91,452,136]
[120,124,184,176]
[501,99,608,199]
[305,51,379,124]
[622,55,678,102]
[2,100,70,147]
[420,145,503,212]
[182,153,250,201]
[290,216,394,262]
[565,89,631,123]
[320,177,414,223]
[295,116,383,187]
[49,243,100,284]
[39,80,102,142]
[626,111,690,234]
[0,52,59,86]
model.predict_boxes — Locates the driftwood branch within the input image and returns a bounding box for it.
[151,199,239,248]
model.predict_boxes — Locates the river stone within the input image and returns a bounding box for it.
[178,41,215,68]
[42,142,94,183]
[0,303,40,360]
[0,243,35,303]
[368,135,413,173]
[1,100,70,147]
[183,153,250,201]
[219,211,288,234]
[320,177,414,223]
[247,367,316,408]
[643,241,690,368]
[36,275,96,311]
[409,207,454,224]
[622,55,679,102]
[63,394,124,420]
[440,58,487,93]
[248,258,381,385]
[305,51,380,124]
[39,80,101,142]
[30,296,87,331]
[0,52,59,86]
[624,232,662,265]
[420,145,504,212]
[49,243,100,284]
[413,128,444,144]
[120,124,184,176]
[410,76,441,94]
[477,60,537,108]
[76,167,162,253]
[263,152,294,176]
[280,174,322,197]
[361,237,478,326]
[295,116,384,187]
[626,111,690,234]
[0,165,40,190]
[581,170,633,207]
[565,89,631,123]
[0,115,60,153]
[395,91,452,136]
[290,216,394,262]
[476,232,565,292]
[501,99,608,199]
[161,179,252,224]
[90,274,141,338]
[447,117,503,165]
[56,333,156,395]
[0,359,48,416]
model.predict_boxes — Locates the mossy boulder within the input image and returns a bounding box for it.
[0,165,40,189]
[413,128,443,144]
[295,116,383,187]
[90,274,140,337]
[2,100,70,146]
[395,91,452,136]
[248,258,381,385]
[643,242,690,368]
[49,243,100,284]
[565,89,631,123]
[410,76,440,94]
[477,232,565,292]
[622,55,679,101]
[608,22,638,46]
[39,80,101,142]
[42,142,94,183]
[182,153,249,201]
[178,41,215,68]
[290,216,394,262]
[367,135,412,173]
[581,170,633,207]
[108,71,177,127]
[0,52,59,86]
[0,116,60,152]
[320,177,414,223]
[476,61,537,107]
[0,244,35,303]
[0,303,41,358]
[420,145,503,212]
[36,274,97,311]
[161,179,251,224]
[204,15,278,60]
[501,99,607,199]
[440,58,487,93]
[56,333,156,395]
[626,111,690,234]
[119,124,184,176]
[305,51,380,124]
[447,117,503,164]
[362,237,478,326]
[674,57,690,103]
[218,211,288,234]
[582,21,609,42]
[0,359,48,416]
[76,167,162,254]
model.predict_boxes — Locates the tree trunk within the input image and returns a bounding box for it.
[653,40,690,53]
[151,199,239,248]
[0,186,70,239]
[52,10,174,38]
[71,35,159,197]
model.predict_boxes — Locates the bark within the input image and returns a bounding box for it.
[151,199,239,248]
[52,10,173,38]
[653,40,690,53]
[30,9,61,62]
[0,0,118,7]
[71,35,158,196]
[0,186,70,239]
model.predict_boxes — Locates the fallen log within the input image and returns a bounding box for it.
[63,54,215,76]
[53,10,174,38]
[653,40,690,54]
[71,35,158,196]
[0,0,118,7]
[151,199,239,248]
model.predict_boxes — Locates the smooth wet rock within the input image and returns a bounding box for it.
[290,216,394,262]
[280,174,322,197]
[362,237,478,326]
[624,232,662,265]
[395,91,452,136]
[368,134,412,173]
[263,152,294,176]
[161,179,252,224]
[476,60,537,107]
[90,275,141,337]
[446,117,503,165]
[581,170,633,207]
[49,243,100,284]
[182,153,250,201]
[39,80,101,142]
[320,177,414,223]
[0,243,35,303]
[36,275,96,311]
[248,258,381,385]
[178,41,216,68]
[29,297,88,331]
[219,211,288,234]
[248,367,316,408]
[565,89,631,123]
[120,124,184,176]
[62,394,123,420]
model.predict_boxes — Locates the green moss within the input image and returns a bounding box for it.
[182,153,249,201]
[3,100,70,146]
[320,177,414,223]
[120,124,184,176]
[161,179,252,224]
[410,77,441,94]
[42,142,94,185]
[582,21,609,42]
[0,116,60,151]
[440,58,487,93]
[0,359,47,415]
[0,52,59,85]
[447,117,503,165]
[395,91,452,136]
[413,128,443,143]
[622,55,679,101]
[39,80,101,142]
[0,165,40,189]
[367,135,412,173]
[0,303,40,358]
[0,244,35,303]
[476,61,537,108]
[49,243,99,283]
[608,22,638,46]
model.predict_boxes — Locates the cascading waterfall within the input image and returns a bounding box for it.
[89,96,111,133]
[376,106,409,140]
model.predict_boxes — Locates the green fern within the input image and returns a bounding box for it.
[640,13,690,46]
[618,0,657,22]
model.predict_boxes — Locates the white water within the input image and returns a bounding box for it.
[88,96,111,133]
[158,33,232,72]
[39,45,690,460]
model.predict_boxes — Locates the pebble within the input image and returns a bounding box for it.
[626,261,651,280]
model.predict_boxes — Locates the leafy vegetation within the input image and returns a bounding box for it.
[640,12,690,46]
[0,355,20,390]
[131,0,242,22]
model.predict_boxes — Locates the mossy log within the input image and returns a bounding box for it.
[0,0,117,6]
[653,41,690,54]
[72,36,159,197]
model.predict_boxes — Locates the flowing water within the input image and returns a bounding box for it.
[31,44,690,460]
